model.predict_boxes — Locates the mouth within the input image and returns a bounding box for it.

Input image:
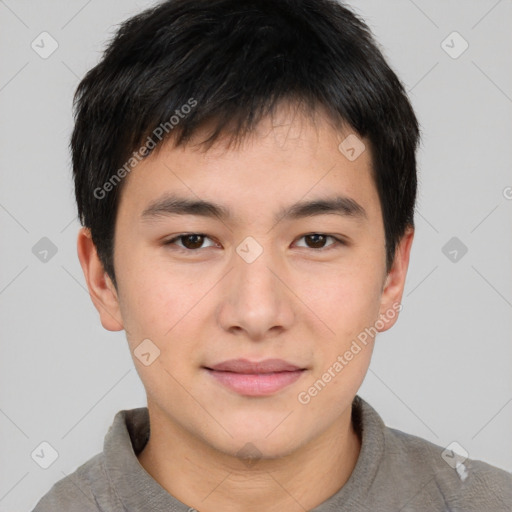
[203,358,307,396]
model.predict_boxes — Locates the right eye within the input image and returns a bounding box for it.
[164,233,218,251]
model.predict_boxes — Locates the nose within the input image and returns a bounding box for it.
[216,243,296,341]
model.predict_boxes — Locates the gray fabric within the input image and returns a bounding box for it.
[32,396,512,511]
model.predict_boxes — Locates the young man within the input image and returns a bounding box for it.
[33,0,512,510]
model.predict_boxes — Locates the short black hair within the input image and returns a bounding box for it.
[71,0,419,286]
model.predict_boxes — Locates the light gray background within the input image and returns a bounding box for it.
[1,0,511,510]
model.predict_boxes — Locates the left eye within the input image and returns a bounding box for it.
[164,233,342,251]
[295,234,340,250]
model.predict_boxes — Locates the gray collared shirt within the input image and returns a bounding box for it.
[32,396,512,511]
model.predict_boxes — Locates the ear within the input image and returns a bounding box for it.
[377,226,414,333]
[77,227,124,331]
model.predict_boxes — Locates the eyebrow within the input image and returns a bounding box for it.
[141,193,367,224]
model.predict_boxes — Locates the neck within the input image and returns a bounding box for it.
[137,404,361,512]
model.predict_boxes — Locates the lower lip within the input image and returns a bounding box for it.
[205,369,305,396]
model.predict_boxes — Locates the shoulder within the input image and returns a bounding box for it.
[32,407,147,511]
[383,425,512,510]
[31,452,119,512]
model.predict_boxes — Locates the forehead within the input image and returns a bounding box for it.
[117,105,380,226]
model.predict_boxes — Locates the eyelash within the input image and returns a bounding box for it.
[164,233,345,252]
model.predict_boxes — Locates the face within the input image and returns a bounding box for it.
[79,103,413,460]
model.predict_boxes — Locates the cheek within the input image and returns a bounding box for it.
[117,272,199,398]
[115,252,179,344]
[116,251,211,377]
[304,260,384,339]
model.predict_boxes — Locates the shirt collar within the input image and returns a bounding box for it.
[103,395,385,511]
[103,406,191,511]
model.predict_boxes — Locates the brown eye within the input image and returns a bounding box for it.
[166,234,216,250]
[180,234,205,249]
[305,234,328,248]
[295,234,342,250]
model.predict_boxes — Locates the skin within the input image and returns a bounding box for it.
[78,102,414,512]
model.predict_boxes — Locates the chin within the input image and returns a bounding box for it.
[202,420,310,462]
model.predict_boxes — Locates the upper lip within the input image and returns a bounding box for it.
[205,358,304,374]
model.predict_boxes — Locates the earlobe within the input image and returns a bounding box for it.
[76,227,124,332]
[377,226,414,333]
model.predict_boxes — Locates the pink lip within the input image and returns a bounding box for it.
[204,358,306,396]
